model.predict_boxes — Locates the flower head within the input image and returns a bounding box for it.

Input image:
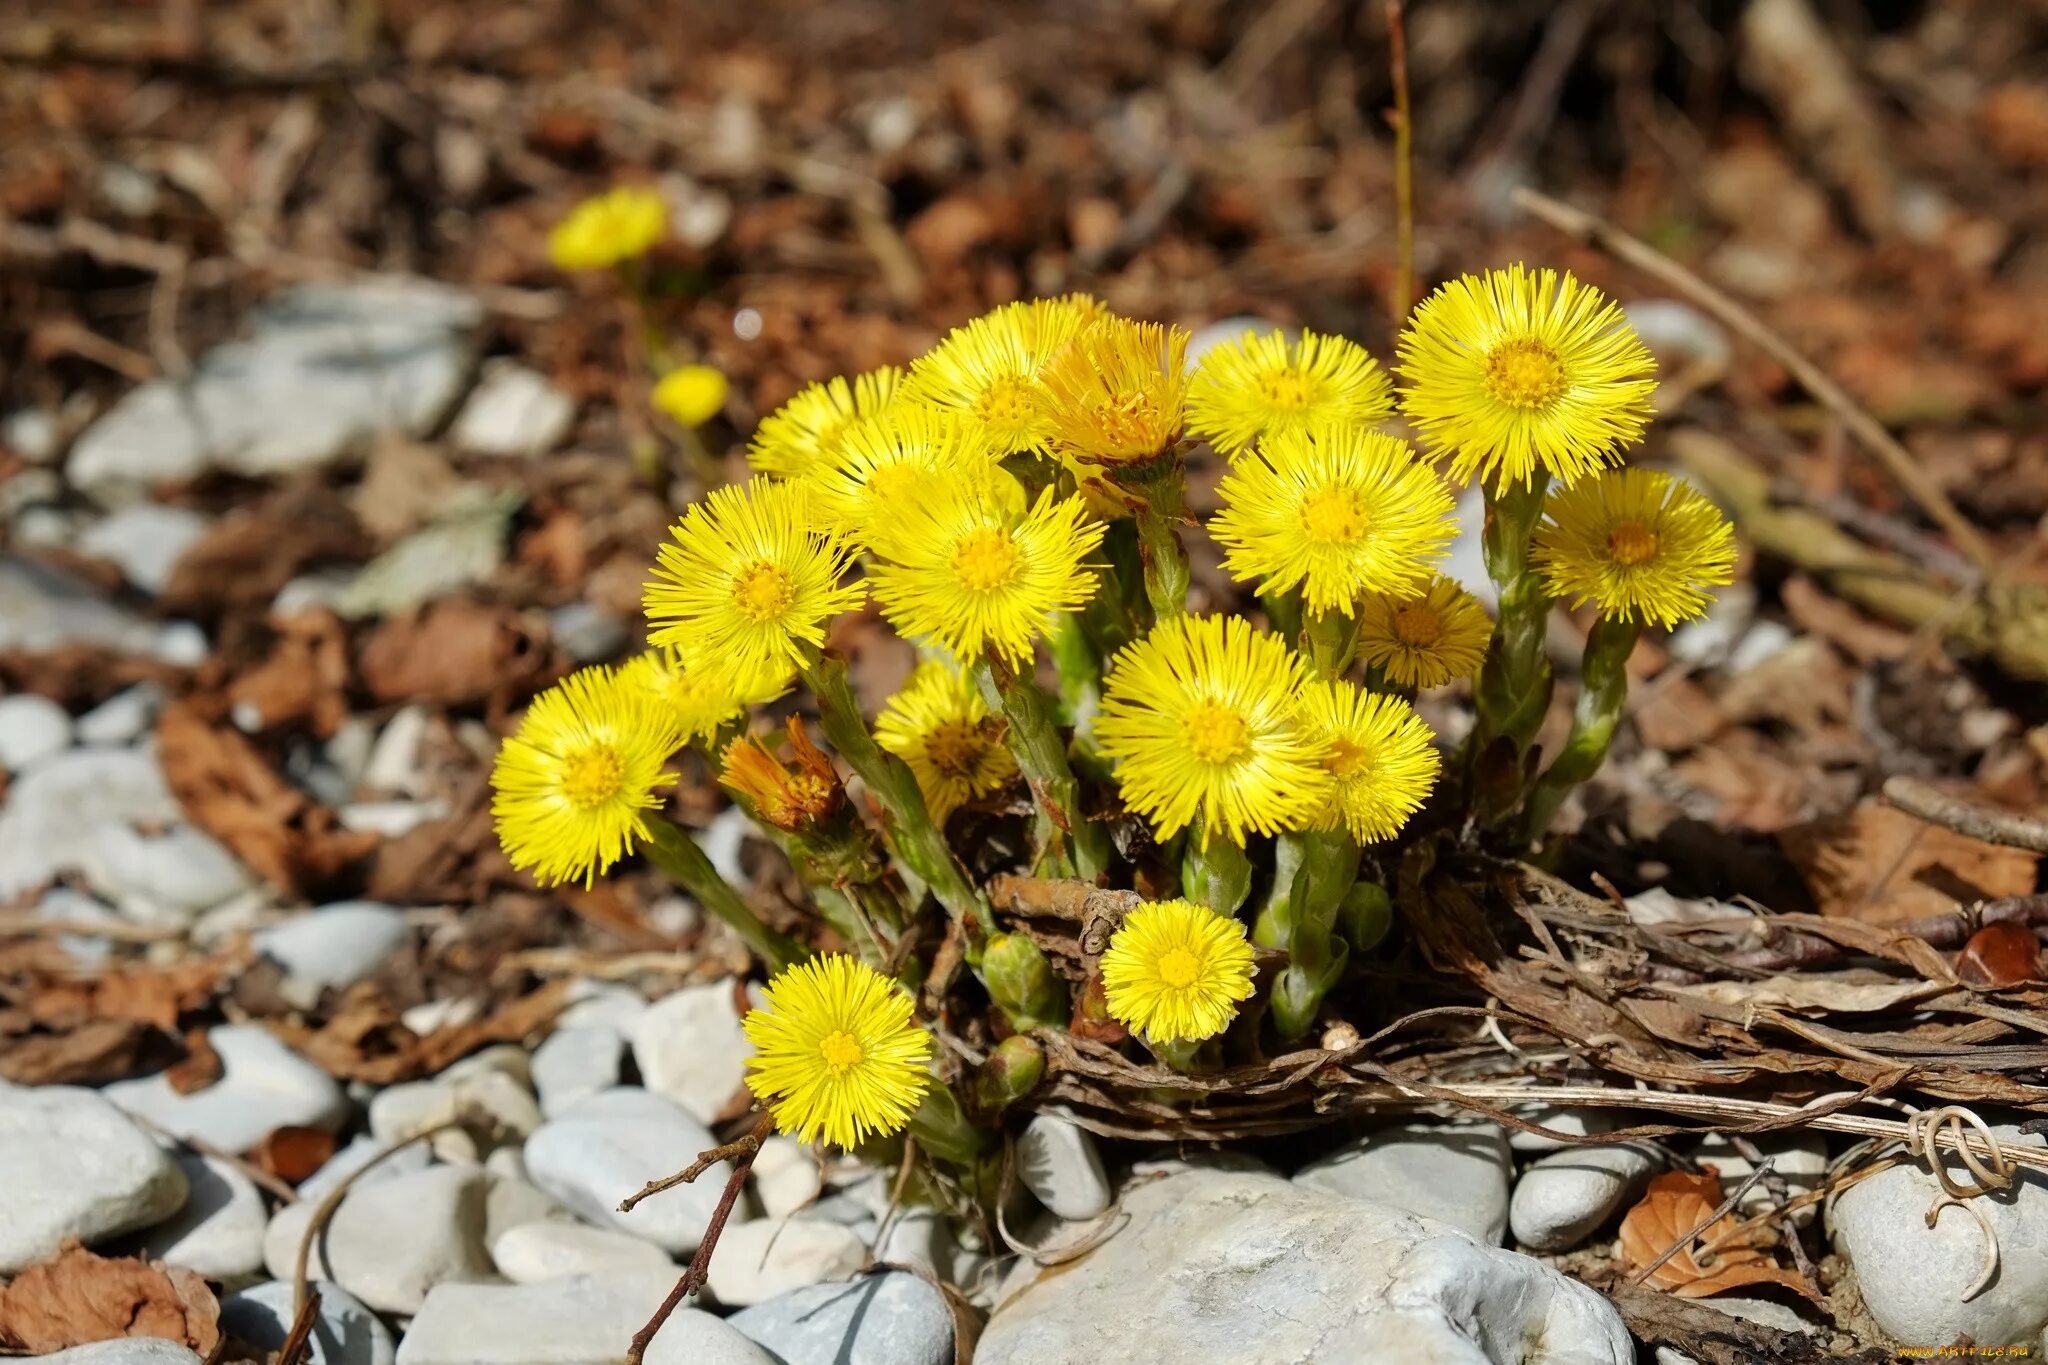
[1531,469,1737,628]
[643,479,865,694]
[867,483,1103,666]
[1187,328,1394,459]
[1209,423,1457,614]
[904,300,1086,456]
[805,405,1008,544]
[547,187,668,272]
[491,665,681,888]
[1039,317,1190,468]
[1100,899,1256,1043]
[721,718,843,833]
[653,365,729,428]
[1294,680,1439,842]
[876,662,1017,824]
[1355,576,1493,690]
[618,646,765,743]
[743,953,934,1149]
[1397,263,1657,491]
[1096,614,1330,846]
[749,368,903,479]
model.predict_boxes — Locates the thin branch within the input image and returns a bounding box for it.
[294,1121,462,1317]
[1884,776,2048,854]
[1622,1161,1773,1287]
[275,1286,322,1365]
[626,1112,775,1365]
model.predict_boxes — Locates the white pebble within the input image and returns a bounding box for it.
[0,693,73,770]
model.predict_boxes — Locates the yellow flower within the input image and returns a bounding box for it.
[720,719,842,834]
[804,404,1008,543]
[1186,328,1394,459]
[1100,899,1255,1043]
[867,482,1104,666]
[743,953,933,1149]
[1531,469,1737,628]
[1397,263,1657,491]
[1096,614,1330,846]
[1208,422,1457,614]
[490,665,681,888]
[749,368,904,479]
[547,187,668,272]
[1039,317,1190,468]
[1295,679,1440,843]
[643,479,865,694]
[875,661,1017,824]
[903,300,1084,455]
[618,646,772,744]
[1355,576,1493,689]
[652,365,729,428]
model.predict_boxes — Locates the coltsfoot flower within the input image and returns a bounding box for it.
[1100,898,1256,1043]
[867,481,1104,666]
[1209,422,1456,614]
[805,405,1009,543]
[1397,263,1657,491]
[1096,614,1330,846]
[618,645,765,743]
[743,953,934,1149]
[652,365,729,428]
[1531,469,1737,628]
[904,299,1088,455]
[490,665,681,888]
[1039,316,1190,469]
[1295,679,1440,843]
[643,479,865,695]
[1186,328,1394,459]
[547,186,668,272]
[875,661,1017,824]
[1355,575,1493,690]
[749,368,903,479]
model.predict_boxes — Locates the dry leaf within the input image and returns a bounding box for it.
[158,481,369,620]
[1617,1170,1819,1304]
[268,979,568,1085]
[249,1125,339,1184]
[164,1027,223,1094]
[0,1242,221,1355]
[0,1015,175,1085]
[29,958,227,1032]
[1781,799,2039,925]
[224,607,353,737]
[356,598,559,709]
[1958,920,2042,987]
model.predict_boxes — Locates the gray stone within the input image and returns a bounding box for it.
[1508,1143,1662,1252]
[33,886,124,966]
[70,277,481,505]
[1506,1105,1623,1155]
[874,1207,954,1277]
[76,683,164,746]
[262,1165,494,1314]
[256,902,408,990]
[337,799,447,839]
[333,488,520,620]
[137,1150,268,1279]
[554,979,649,1034]
[0,692,72,770]
[88,822,253,925]
[750,1136,822,1219]
[396,1274,770,1365]
[2,406,60,462]
[369,1067,540,1161]
[0,1086,188,1273]
[1830,1125,2048,1347]
[707,1217,869,1306]
[532,1026,624,1120]
[1697,1131,1828,1228]
[482,1173,570,1244]
[360,705,430,796]
[221,1279,396,1365]
[0,556,185,658]
[76,505,209,596]
[1017,1114,1112,1221]
[298,1134,432,1204]
[548,603,628,663]
[983,1170,1627,1364]
[450,360,576,458]
[32,1343,203,1365]
[1294,1120,1512,1245]
[0,745,180,900]
[630,982,753,1125]
[523,1087,738,1253]
[490,1220,673,1283]
[730,1272,953,1365]
[107,1024,348,1153]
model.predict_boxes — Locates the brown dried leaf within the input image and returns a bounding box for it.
[29,959,227,1032]
[1782,799,2039,925]
[224,607,352,737]
[356,598,558,709]
[164,1027,222,1095]
[1958,920,2042,987]
[1617,1171,1818,1304]
[0,1016,175,1086]
[249,1125,339,1184]
[267,979,568,1086]
[0,1242,221,1355]
[159,482,369,620]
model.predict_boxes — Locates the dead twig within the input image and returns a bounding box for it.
[275,1285,322,1365]
[626,1112,775,1365]
[1622,1161,1774,1288]
[1883,776,2048,855]
[294,1121,462,1317]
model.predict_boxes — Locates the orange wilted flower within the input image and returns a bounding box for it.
[721,717,842,832]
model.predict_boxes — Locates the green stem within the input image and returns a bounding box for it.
[1521,615,1642,846]
[1181,836,1252,916]
[1471,476,1554,754]
[1252,831,1308,950]
[1339,879,1394,954]
[971,654,1109,882]
[1301,606,1358,680]
[644,819,804,970]
[1133,503,1191,622]
[1261,590,1303,645]
[1046,612,1103,745]
[1267,829,1359,1040]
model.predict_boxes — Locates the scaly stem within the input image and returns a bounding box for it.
[1261,590,1302,644]
[1521,615,1642,846]
[1267,829,1359,1040]
[1134,504,1191,622]
[1301,606,1358,680]
[1471,476,1554,755]
[972,653,1109,882]
[1181,836,1252,916]
[645,819,804,971]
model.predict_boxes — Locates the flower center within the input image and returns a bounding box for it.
[1183,702,1250,764]
[818,1030,864,1074]
[1325,737,1370,780]
[1483,338,1569,410]
[1300,486,1368,543]
[731,561,796,622]
[1090,393,1166,457]
[561,744,627,809]
[1607,521,1660,566]
[925,720,988,780]
[1392,603,1442,649]
[1260,368,1316,409]
[950,527,1021,591]
[1157,948,1200,989]
[975,376,1038,434]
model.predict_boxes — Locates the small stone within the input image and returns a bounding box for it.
[630,982,753,1124]
[0,1086,188,1273]
[1696,1132,1828,1227]
[523,1087,739,1253]
[89,822,253,925]
[450,361,576,458]
[334,489,519,620]
[75,683,164,746]
[554,979,649,1034]
[482,1172,570,1244]
[34,886,124,966]
[337,799,448,838]
[874,1207,953,1277]
[729,1272,955,1365]
[395,1274,752,1365]
[0,556,174,657]
[708,1218,869,1306]
[298,1134,432,1204]
[137,1150,268,1279]
[1017,1114,1111,1221]
[1294,1120,1512,1244]
[2,407,60,463]
[369,1066,540,1160]
[76,506,209,596]
[531,1026,624,1119]
[107,1024,349,1154]
[1508,1143,1662,1252]
[256,902,408,989]
[0,692,73,770]
[1442,480,1497,610]
[361,705,431,795]
[0,745,181,901]
[31,1343,203,1365]
[490,1220,673,1283]
[751,1136,823,1218]
[221,1279,396,1365]
[1507,1104,1624,1153]
[548,603,628,663]
[262,1165,494,1313]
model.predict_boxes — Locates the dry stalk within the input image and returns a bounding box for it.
[294,1120,464,1317]
[626,1112,775,1365]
